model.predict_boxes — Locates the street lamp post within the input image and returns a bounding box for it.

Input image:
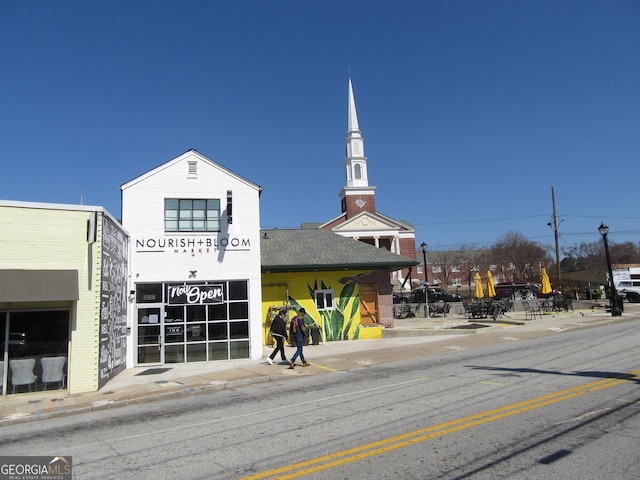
[598,223,622,317]
[420,242,429,318]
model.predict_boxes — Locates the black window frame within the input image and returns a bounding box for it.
[164,198,221,232]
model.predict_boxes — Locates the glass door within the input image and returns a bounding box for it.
[136,306,162,365]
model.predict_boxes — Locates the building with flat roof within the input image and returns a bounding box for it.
[0,200,128,395]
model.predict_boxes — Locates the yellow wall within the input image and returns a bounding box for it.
[357,325,383,340]
[261,270,374,344]
[0,205,103,394]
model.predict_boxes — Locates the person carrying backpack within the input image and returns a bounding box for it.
[288,308,310,369]
[267,309,288,365]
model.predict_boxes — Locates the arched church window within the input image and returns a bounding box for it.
[354,164,362,180]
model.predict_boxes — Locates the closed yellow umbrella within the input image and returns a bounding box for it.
[474,272,484,299]
[540,267,552,295]
[487,271,496,298]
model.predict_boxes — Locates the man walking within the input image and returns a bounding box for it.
[288,308,310,369]
[267,310,288,365]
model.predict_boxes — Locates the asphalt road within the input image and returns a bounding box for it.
[1,320,638,479]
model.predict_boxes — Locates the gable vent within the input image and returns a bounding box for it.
[187,161,198,178]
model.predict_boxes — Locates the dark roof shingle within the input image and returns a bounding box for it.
[261,229,417,272]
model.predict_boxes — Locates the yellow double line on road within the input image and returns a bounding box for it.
[241,370,639,480]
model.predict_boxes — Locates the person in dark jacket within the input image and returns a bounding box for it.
[288,308,310,369]
[267,310,288,365]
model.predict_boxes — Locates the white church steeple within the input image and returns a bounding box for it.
[340,78,376,217]
[344,78,368,188]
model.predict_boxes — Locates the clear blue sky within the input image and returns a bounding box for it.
[2,1,639,253]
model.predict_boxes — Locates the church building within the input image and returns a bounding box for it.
[320,79,418,291]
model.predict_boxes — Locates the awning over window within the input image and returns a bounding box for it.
[0,270,79,302]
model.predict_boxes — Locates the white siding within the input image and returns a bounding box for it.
[121,150,263,364]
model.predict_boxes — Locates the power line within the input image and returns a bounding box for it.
[413,214,549,227]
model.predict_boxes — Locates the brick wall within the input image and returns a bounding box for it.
[0,204,104,394]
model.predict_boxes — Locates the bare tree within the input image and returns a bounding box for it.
[451,243,487,297]
[489,231,552,282]
[563,240,640,281]
[610,241,640,264]
[428,249,456,286]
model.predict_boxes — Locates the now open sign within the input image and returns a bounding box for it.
[167,284,224,305]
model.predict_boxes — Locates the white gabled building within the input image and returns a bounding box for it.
[121,149,263,367]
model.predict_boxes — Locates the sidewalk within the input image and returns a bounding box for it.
[1,303,637,425]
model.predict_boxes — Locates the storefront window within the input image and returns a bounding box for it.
[187,343,206,362]
[164,305,184,323]
[186,305,206,322]
[136,284,163,303]
[135,280,250,365]
[229,321,249,339]
[230,341,249,359]
[229,302,248,320]
[208,322,227,340]
[0,310,69,394]
[228,281,248,300]
[208,303,227,320]
[165,344,184,363]
[186,323,205,341]
[208,342,228,360]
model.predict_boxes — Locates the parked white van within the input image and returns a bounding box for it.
[615,280,640,303]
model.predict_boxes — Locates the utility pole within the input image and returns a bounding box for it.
[551,185,562,289]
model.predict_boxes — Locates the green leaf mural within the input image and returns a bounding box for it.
[291,280,360,341]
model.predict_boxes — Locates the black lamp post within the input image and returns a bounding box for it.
[598,223,622,317]
[420,242,429,318]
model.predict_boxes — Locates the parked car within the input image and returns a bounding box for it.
[392,293,409,304]
[408,287,462,303]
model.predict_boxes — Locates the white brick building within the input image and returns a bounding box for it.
[121,150,263,367]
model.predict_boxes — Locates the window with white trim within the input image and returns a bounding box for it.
[165,199,221,232]
[315,289,335,311]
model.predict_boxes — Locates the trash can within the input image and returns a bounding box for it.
[615,294,624,313]
[310,327,321,345]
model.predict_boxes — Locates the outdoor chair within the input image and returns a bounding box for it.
[481,301,494,318]
[9,358,38,393]
[498,298,512,317]
[522,300,541,321]
[531,300,544,317]
[552,295,573,312]
[429,300,448,317]
[463,302,483,319]
[564,297,574,312]
[490,300,510,320]
[40,356,67,390]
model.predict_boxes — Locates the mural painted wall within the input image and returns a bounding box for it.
[98,215,129,387]
[262,270,373,344]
